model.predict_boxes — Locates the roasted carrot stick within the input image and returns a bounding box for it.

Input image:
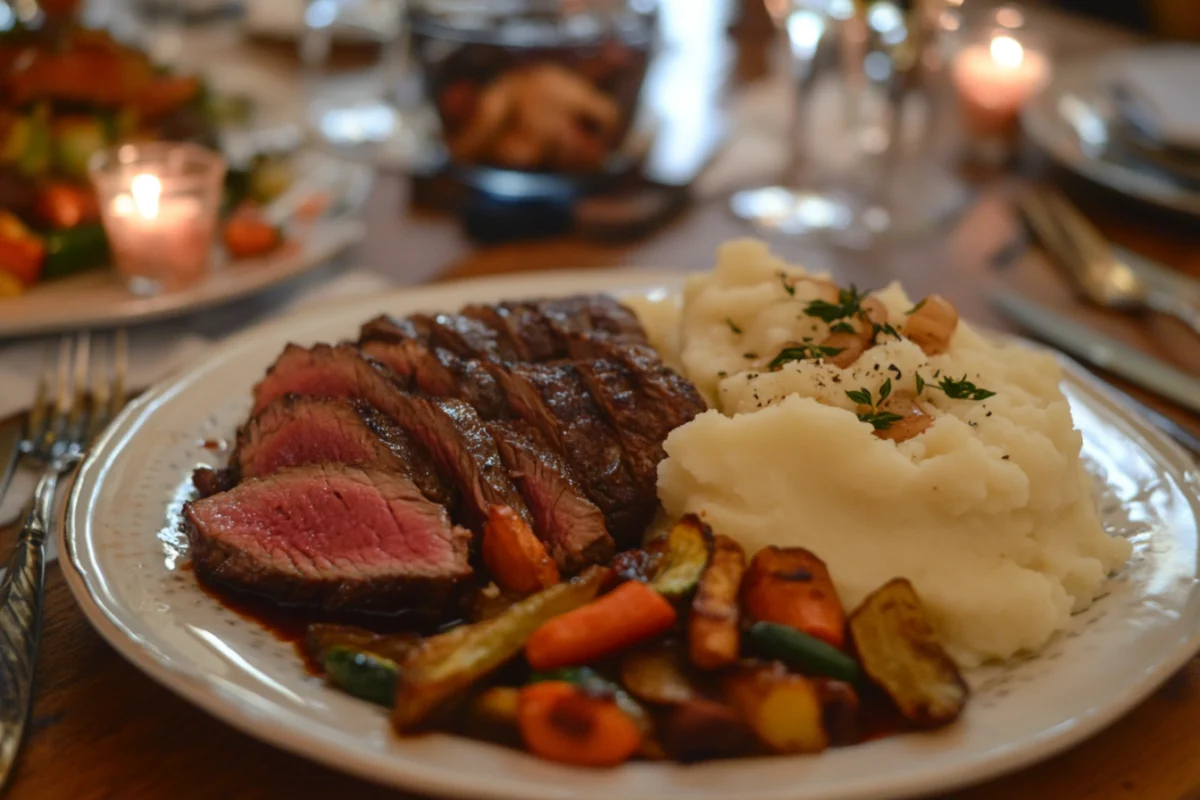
[482,505,560,594]
[742,546,846,649]
[525,581,677,670]
[517,681,643,767]
[223,210,282,260]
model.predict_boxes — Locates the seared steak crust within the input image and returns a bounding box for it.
[487,420,614,572]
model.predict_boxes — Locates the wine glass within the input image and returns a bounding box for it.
[731,0,966,248]
[300,0,423,167]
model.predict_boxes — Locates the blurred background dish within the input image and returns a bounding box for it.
[1022,45,1200,217]
[410,0,656,193]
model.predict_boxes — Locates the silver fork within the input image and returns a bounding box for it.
[0,329,127,788]
[1017,186,1200,339]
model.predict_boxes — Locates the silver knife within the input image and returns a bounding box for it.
[992,291,1200,417]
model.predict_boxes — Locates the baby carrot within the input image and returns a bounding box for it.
[482,505,560,594]
[525,581,677,671]
[742,546,846,649]
[517,681,642,767]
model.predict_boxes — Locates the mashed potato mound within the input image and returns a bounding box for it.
[641,239,1131,667]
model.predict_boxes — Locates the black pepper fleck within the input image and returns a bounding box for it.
[744,352,758,359]
[832,375,841,383]
[1002,455,1010,460]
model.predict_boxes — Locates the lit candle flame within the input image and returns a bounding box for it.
[130,173,161,220]
[990,35,1024,69]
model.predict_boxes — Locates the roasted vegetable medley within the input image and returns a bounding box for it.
[304,512,969,767]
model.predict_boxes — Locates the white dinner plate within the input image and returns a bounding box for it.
[61,270,1200,800]
[1022,46,1200,217]
[0,151,373,340]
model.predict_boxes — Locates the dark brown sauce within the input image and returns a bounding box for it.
[194,576,454,676]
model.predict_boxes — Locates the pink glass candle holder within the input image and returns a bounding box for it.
[89,142,226,295]
[950,6,1049,163]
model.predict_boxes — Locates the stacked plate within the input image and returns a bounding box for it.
[1023,45,1200,216]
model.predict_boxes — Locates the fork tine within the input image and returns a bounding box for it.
[87,335,110,445]
[108,328,127,425]
[40,335,74,457]
[66,331,91,446]
[23,343,55,453]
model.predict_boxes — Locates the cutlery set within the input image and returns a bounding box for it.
[996,186,1200,458]
[0,329,128,789]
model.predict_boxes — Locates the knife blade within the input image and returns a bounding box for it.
[991,290,1200,417]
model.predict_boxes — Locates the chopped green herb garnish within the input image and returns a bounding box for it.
[804,285,868,324]
[845,379,902,431]
[905,298,928,315]
[858,411,905,430]
[768,343,844,370]
[915,373,925,394]
[873,321,902,341]
[726,318,743,334]
[937,375,995,401]
[845,387,872,406]
[830,321,856,334]
[780,273,796,296]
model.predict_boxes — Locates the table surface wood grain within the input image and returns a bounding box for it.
[4,4,1200,799]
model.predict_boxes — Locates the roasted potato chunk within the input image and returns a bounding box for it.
[688,534,746,669]
[849,578,967,728]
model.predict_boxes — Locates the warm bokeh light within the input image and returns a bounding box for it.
[990,35,1025,69]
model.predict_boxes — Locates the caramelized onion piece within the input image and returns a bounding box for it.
[821,331,866,369]
[902,295,958,356]
[874,392,934,443]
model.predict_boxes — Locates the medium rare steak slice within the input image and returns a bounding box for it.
[489,361,652,545]
[184,465,473,615]
[232,395,453,508]
[251,344,530,532]
[536,295,648,345]
[360,339,508,421]
[359,315,432,346]
[252,343,412,414]
[488,420,614,572]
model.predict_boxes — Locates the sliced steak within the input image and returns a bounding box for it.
[381,394,529,532]
[360,339,508,421]
[536,295,648,345]
[489,361,652,545]
[573,358,666,490]
[184,465,473,616]
[232,395,453,508]
[360,312,516,361]
[569,332,707,429]
[488,420,614,572]
[359,315,432,346]
[462,302,558,362]
[252,343,412,414]
[251,344,530,532]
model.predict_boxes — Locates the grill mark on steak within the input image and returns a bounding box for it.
[251,344,530,533]
[488,420,614,572]
[464,301,559,361]
[360,339,508,421]
[359,315,432,346]
[573,358,667,490]
[184,464,473,616]
[488,360,652,546]
[230,395,453,509]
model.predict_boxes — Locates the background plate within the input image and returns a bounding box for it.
[62,270,1200,800]
[0,151,373,339]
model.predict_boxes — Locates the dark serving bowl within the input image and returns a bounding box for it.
[409,0,657,190]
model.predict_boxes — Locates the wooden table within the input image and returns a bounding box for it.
[5,5,1200,800]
